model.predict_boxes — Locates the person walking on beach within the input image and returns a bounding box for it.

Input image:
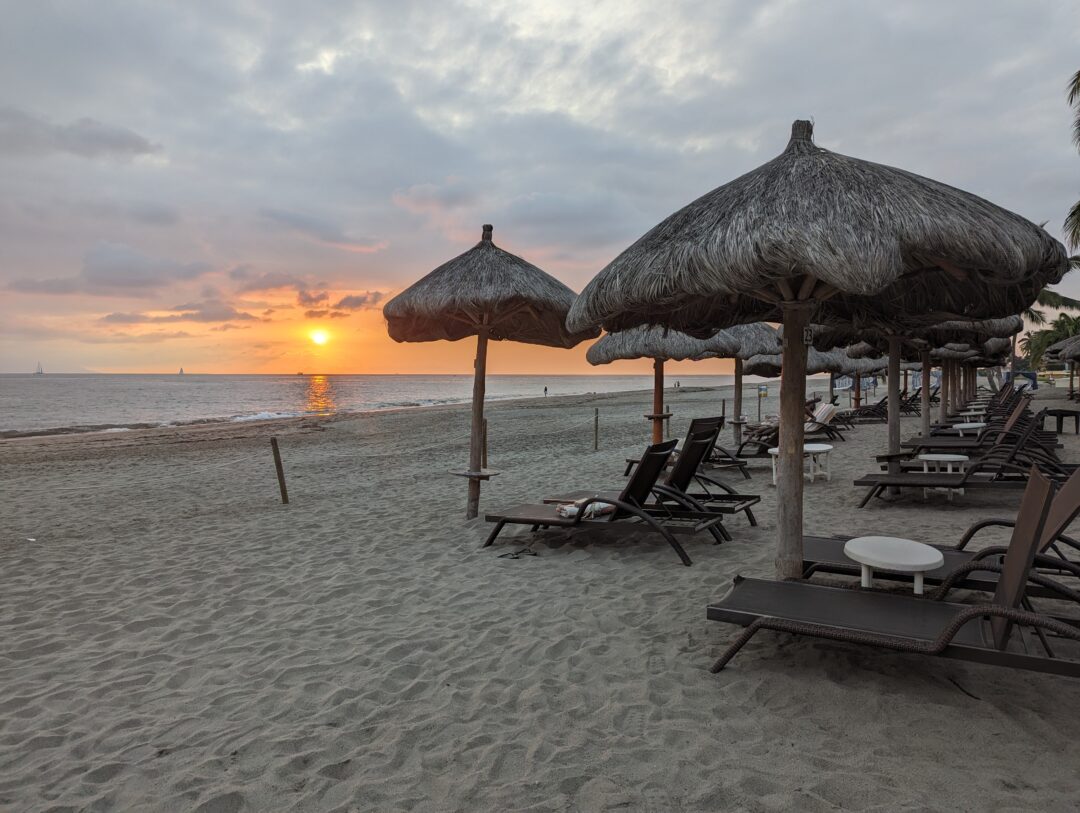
[544,386,548,397]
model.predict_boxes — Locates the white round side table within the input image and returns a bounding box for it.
[953,422,986,437]
[767,444,833,485]
[917,453,969,501]
[843,536,945,594]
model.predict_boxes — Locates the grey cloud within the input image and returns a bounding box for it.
[0,106,161,159]
[333,291,384,310]
[235,270,324,294]
[303,309,328,318]
[10,242,211,296]
[259,208,387,253]
[296,289,328,306]
[101,299,256,324]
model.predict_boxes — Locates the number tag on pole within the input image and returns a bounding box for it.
[802,327,813,346]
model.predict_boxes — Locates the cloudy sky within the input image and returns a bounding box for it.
[2,1,1078,374]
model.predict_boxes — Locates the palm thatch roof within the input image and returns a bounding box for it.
[384,225,598,348]
[743,347,857,378]
[567,121,1066,336]
[1045,335,1080,362]
[708,322,780,359]
[586,325,735,364]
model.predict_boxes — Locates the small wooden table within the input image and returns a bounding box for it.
[1044,408,1080,434]
[843,536,944,595]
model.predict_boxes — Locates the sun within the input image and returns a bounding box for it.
[310,329,330,346]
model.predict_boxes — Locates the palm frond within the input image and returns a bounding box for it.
[1066,201,1080,250]
[1070,69,1080,147]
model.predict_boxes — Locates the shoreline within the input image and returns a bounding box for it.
[0,383,737,442]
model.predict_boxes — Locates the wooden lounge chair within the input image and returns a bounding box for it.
[737,404,844,457]
[485,437,728,566]
[802,467,1080,598]
[623,416,752,480]
[708,470,1080,677]
[552,428,760,531]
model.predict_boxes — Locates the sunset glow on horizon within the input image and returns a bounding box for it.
[2,4,1077,375]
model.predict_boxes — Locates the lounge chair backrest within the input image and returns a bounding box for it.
[682,416,723,462]
[990,468,1054,650]
[1039,467,1080,552]
[992,397,1029,442]
[664,429,720,492]
[618,439,678,508]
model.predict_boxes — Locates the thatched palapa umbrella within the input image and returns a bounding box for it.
[709,323,780,444]
[568,120,1066,578]
[385,224,598,518]
[586,326,737,442]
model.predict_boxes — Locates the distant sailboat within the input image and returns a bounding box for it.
[178,367,184,375]
[34,362,44,375]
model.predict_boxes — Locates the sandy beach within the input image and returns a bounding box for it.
[2,382,1080,812]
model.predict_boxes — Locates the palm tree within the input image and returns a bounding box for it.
[1067,70,1080,248]
[1021,313,1080,369]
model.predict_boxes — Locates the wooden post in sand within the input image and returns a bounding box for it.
[732,357,744,445]
[649,358,665,443]
[775,304,810,580]
[270,437,289,504]
[482,418,488,469]
[466,323,490,519]
[593,408,599,451]
[920,350,932,439]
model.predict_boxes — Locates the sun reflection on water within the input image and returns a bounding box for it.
[305,375,337,415]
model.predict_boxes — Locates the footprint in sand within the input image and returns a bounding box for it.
[647,654,666,675]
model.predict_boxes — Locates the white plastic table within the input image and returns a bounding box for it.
[953,422,986,436]
[917,453,969,501]
[768,443,833,485]
[843,536,945,594]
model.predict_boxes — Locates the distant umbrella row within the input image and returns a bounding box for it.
[382,119,1068,579]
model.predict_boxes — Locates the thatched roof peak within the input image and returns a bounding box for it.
[384,224,598,348]
[567,119,1066,336]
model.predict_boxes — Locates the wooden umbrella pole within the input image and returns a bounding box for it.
[652,358,664,444]
[732,357,744,445]
[887,337,901,456]
[466,324,490,519]
[853,373,862,408]
[903,368,908,395]
[827,372,834,403]
[920,350,932,438]
[939,359,950,423]
[776,304,809,580]
[1070,362,1074,399]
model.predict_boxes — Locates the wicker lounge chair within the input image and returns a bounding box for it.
[708,469,1080,677]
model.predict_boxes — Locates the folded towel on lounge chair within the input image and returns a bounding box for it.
[555,499,615,519]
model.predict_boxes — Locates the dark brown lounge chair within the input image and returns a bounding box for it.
[802,467,1080,599]
[485,437,726,566]
[549,428,760,531]
[708,470,1080,677]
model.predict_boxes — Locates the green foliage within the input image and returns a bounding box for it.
[1021,313,1080,368]
[1069,71,1080,248]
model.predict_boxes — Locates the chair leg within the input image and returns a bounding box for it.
[710,620,765,672]
[858,486,880,508]
[483,520,508,547]
[744,507,758,526]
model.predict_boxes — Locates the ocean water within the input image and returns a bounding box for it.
[0,374,738,437]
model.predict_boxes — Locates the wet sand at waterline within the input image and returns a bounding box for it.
[2,381,1079,811]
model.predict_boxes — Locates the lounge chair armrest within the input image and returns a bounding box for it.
[955,519,1016,551]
